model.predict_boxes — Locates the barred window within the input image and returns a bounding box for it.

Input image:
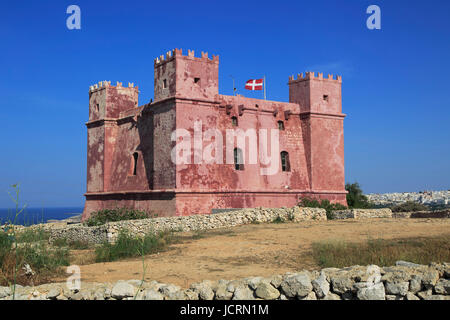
[234,148,244,170]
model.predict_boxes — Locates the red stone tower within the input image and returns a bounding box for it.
[288,72,346,200]
[82,49,347,221]
[86,81,139,193]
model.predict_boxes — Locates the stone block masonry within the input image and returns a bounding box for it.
[2,262,449,300]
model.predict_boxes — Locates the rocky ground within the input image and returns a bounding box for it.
[52,218,450,287]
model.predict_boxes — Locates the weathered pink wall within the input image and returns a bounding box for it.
[289,72,346,198]
[82,50,347,220]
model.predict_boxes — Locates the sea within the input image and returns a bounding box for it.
[0,207,83,226]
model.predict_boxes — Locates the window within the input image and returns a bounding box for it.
[278,120,285,130]
[231,116,238,126]
[281,151,290,172]
[194,77,200,84]
[163,79,167,89]
[323,95,329,102]
[131,152,138,175]
[95,103,99,112]
[234,148,244,170]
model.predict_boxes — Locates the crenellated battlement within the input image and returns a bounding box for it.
[89,81,138,93]
[153,48,219,67]
[288,72,342,83]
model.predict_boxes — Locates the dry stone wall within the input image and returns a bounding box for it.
[1,262,448,300]
[42,206,327,244]
[331,208,392,219]
[8,207,397,245]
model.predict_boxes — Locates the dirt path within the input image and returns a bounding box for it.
[53,218,450,288]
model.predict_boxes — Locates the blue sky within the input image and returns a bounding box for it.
[0,0,449,208]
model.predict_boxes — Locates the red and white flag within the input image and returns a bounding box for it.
[245,79,264,91]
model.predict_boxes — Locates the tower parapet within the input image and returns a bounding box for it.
[89,81,138,95]
[153,48,219,102]
[288,72,342,83]
[153,48,219,67]
[288,71,343,115]
[88,80,139,122]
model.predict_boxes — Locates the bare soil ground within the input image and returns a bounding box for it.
[52,218,450,288]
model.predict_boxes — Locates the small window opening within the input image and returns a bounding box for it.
[231,116,238,126]
[95,103,99,112]
[132,152,138,175]
[163,79,167,89]
[278,120,285,130]
[281,151,290,172]
[234,148,244,170]
[255,104,259,108]
[194,77,200,84]
[323,95,329,102]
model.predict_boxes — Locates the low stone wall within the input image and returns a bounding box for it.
[331,208,392,220]
[392,212,412,218]
[1,262,448,300]
[104,206,326,243]
[42,206,326,244]
[410,210,450,218]
[49,224,108,244]
[392,210,450,219]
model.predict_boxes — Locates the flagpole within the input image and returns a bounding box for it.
[230,75,236,96]
[264,75,266,100]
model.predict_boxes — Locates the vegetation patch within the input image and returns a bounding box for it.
[298,198,347,220]
[94,230,176,262]
[391,201,429,213]
[15,228,50,243]
[272,216,285,224]
[84,208,157,226]
[52,238,90,250]
[410,210,450,219]
[345,182,373,209]
[311,234,450,268]
[0,230,69,286]
[191,230,207,239]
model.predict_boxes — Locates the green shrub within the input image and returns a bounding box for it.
[16,243,70,272]
[95,230,175,262]
[345,182,373,209]
[0,231,13,265]
[1,238,69,286]
[272,216,285,224]
[299,198,347,220]
[85,208,154,226]
[391,201,429,213]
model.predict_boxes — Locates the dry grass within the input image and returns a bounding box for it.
[0,246,69,286]
[311,234,450,268]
